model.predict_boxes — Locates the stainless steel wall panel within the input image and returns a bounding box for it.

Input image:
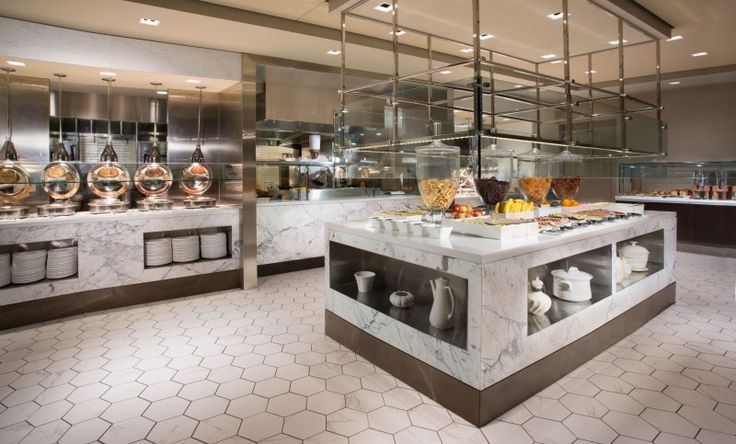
[241,55,258,290]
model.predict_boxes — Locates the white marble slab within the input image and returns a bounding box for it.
[0,207,241,306]
[325,211,677,391]
[257,195,423,265]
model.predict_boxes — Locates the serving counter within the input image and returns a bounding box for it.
[325,211,676,426]
[616,195,736,245]
[0,207,241,328]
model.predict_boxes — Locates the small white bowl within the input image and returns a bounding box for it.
[395,220,411,235]
[422,224,453,239]
[409,222,424,236]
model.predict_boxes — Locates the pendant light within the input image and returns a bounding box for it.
[180,85,216,208]
[86,76,130,214]
[39,73,81,217]
[134,82,173,211]
[0,67,32,220]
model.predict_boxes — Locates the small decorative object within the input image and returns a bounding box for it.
[615,256,633,284]
[389,290,415,308]
[181,85,216,209]
[354,271,375,293]
[528,276,552,315]
[429,277,455,329]
[551,266,593,302]
[619,241,649,271]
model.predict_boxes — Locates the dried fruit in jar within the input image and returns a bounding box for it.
[519,176,552,201]
[418,178,459,210]
[475,176,510,206]
[551,176,582,200]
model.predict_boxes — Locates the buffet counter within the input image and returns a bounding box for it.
[0,207,241,327]
[616,195,736,245]
[325,211,676,426]
[256,194,423,269]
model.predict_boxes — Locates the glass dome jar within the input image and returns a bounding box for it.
[517,148,553,204]
[551,149,583,201]
[416,126,461,223]
[474,141,513,207]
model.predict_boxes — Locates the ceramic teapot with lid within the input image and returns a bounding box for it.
[528,276,552,315]
[619,241,649,271]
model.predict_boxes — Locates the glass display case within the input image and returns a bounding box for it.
[619,161,736,200]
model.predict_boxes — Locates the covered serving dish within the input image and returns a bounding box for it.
[551,266,593,302]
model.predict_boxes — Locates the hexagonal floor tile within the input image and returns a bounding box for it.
[239,412,283,441]
[283,410,326,439]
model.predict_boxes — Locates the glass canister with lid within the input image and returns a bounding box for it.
[517,147,553,204]
[474,140,513,208]
[551,148,583,201]
[416,122,461,224]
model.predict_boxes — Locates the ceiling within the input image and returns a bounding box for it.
[0,0,733,93]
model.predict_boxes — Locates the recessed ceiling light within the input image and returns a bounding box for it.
[608,39,628,45]
[388,29,406,36]
[514,84,523,88]
[666,35,683,41]
[157,90,168,95]
[692,52,708,57]
[541,54,556,59]
[139,17,160,26]
[186,79,201,84]
[585,70,597,74]
[453,109,460,113]
[6,61,25,67]
[550,60,563,64]
[439,70,452,75]
[480,33,493,40]
[374,3,392,12]
[326,49,341,55]
[100,71,117,76]
[376,132,382,136]
[669,81,681,85]
[546,11,564,20]
[460,47,473,53]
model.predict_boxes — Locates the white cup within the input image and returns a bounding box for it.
[354,271,376,293]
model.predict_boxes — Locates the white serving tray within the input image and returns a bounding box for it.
[443,216,538,240]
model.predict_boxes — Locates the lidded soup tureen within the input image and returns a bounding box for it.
[135,82,173,211]
[87,77,130,214]
[39,73,80,217]
[181,85,216,209]
[0,67,32,220]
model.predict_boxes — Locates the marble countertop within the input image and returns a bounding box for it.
[0,206,241,229]
[616,195,736,206]
[326,211,676,265]
[257,194,421,207]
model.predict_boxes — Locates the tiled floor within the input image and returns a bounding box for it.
[0,251,735,444]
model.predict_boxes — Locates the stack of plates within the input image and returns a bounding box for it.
[172,236,200,262]
[0,254,10,287]
[145,238,173,267]
[46,247,78,279]
[200,233,228,259]
[11,250,47,284]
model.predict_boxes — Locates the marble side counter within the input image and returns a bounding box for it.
[0,207,241,306]
[256,195,423,265]
[324,211,677,425]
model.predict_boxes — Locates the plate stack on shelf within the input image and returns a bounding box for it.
[11,250,47,284]
[200,232,228,259]
[0,254,10,287]
[46,246,78,279]
[172,235,200,263]
[145,238,173,267]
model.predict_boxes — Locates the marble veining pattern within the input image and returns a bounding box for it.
[256,196,422,265]
[0,208,241,306]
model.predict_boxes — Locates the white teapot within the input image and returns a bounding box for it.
[528,277,552,315]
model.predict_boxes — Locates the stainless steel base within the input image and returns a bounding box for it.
[137,199,174,211]
[88,199,128,214]
[184,196,217,209]
[0,205,29,220]
[37,202,76,217]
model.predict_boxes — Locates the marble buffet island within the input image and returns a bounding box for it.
[324,211,676,426]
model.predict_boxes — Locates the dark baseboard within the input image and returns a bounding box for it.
[677,241,736,258]
[0,269,241,331]
[326,282,676,427]
[258,257,324,277]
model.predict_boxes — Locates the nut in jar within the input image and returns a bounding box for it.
[418,178,459,210]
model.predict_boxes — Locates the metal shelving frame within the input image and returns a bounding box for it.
[335,0,666,174]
